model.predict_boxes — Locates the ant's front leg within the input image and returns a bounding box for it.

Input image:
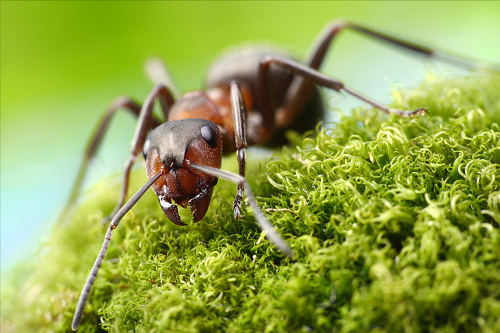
[103,85,175,223]
[60,97,163,224]
[228,80,249,219]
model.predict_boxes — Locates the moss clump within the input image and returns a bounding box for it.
[2,70,500,333]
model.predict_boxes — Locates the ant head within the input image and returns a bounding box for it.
[143,118,223,225]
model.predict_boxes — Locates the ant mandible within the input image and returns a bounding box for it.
[70,21,490,330]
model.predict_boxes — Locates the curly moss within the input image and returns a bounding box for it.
[2,70,500,333]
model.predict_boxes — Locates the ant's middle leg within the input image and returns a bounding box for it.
[260,56,427,121]
[228,80,249,219]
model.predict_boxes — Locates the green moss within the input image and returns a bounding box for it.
[2,70,500,333]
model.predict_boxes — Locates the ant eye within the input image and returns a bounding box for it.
[201,125,217,148]
[142,137,151,160]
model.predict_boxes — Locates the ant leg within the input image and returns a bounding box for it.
[103,85,175,223]
[228,81,249,219]
[145,57,181,102]
[273,20,497,129]
[261,56,427,118]
[60,97,163,224]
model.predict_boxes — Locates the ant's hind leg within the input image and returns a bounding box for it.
[273,20,494,129]
[228,81,249,219]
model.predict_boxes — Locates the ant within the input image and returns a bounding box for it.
[69,21,495,330]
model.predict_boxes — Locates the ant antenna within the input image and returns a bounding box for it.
[72,171,162,330]
[189,163,294,257]
[72,166,293,330]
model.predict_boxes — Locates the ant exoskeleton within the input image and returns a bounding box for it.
[70,21,495,330]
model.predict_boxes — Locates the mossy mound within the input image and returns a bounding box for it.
[2,71,500,333]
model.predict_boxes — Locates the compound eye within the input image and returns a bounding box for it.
[142,137,151,160]
[200,125,217,148]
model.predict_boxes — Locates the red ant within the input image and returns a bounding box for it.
[70,21,495,330]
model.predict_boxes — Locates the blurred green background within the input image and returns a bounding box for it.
[1,1,499,273]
